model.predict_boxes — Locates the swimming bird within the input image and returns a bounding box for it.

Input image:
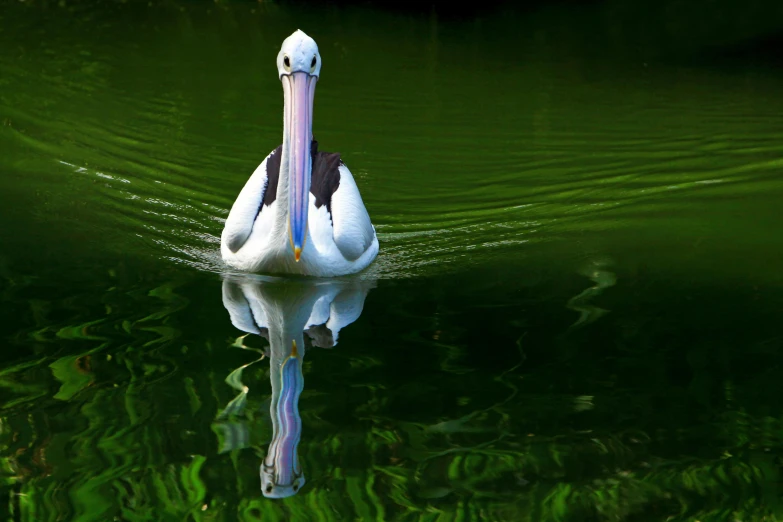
[221,30,379,277]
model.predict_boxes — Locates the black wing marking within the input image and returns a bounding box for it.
[305,323,335,348]
[263,145,282,207]
[310,140,341,217]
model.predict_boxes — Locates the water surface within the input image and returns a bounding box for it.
[2,1,783,520]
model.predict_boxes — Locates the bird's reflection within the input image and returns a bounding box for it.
[220,275,374,498]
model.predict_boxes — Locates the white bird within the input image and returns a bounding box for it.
[221,30,379,277]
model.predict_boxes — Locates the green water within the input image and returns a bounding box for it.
[2,1,783,520]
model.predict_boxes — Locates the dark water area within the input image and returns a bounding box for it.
[2,0,783,520]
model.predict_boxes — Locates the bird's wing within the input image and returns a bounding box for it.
[331,164,375,260]
[310,146,374,261]
[222,146,282,253]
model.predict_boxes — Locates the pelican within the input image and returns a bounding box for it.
[221,30,379,277]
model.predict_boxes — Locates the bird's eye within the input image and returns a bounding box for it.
[310,56,317,69]
[265,485,273,493]
[283,56,291,69]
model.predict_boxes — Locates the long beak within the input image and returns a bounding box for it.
[282,72,317,262]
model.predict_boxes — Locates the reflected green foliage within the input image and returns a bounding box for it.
[2,0,783,519]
